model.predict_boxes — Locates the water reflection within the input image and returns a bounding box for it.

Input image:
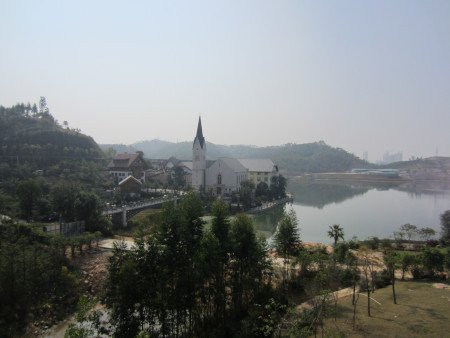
[287,180,372,209]
[252,179,450,243]
[252,204,285,238]
[287,179,450,209]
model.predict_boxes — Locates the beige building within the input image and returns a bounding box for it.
[237,159,279,187]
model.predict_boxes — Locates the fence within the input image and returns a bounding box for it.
[43,220,85,237]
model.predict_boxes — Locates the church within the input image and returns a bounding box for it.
[192,117,279,196]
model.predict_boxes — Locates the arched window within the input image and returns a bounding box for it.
[217,174,222,185]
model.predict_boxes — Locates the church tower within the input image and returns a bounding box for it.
[192,117,206,191]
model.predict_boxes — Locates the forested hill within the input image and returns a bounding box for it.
[0,101,103,163]
[101,139,370,173]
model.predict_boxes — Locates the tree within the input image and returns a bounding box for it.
[383,251,398,304]
[230,213,270,318]
[255,181,269,200]
[0,220,78,336]
[0,190,18,217]
[400,223,418,242]
[274,209,301,284]
[441,210,450,243]
[16,179,41,221]
[38,96,49,115]
[269,174,287,200]
[168,166,185,190]
[445,247,450,271]
[400,253,417,280]
[418,227,436,242]
[422,248,445,276]
[51,183,80,222]
[103,194,277,337]
[328,224,344,246]
[209,200,231,327]
[360,249,375,317]
[74,190,104,231]
[239,180,254,209]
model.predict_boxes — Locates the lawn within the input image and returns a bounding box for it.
[320,281,450,337]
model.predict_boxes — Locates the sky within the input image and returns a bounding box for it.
[1,0,449,162]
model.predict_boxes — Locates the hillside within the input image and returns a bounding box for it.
[101,139,370,174]
[0,102,104,163]
[383,156,450,181]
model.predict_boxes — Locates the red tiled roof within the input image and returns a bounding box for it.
[108,153,141,169]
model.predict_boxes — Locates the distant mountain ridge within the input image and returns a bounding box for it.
[100,139,371,174]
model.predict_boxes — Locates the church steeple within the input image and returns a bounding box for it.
[192,116,206,190]
[193,116,205,149]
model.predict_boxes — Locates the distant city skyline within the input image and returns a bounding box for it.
[1,1,449,162]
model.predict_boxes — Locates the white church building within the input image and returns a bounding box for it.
[192,117,279,196]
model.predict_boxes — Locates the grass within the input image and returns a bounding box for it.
[319,281,450,337]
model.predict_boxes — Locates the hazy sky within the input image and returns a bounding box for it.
[1,0,449,161]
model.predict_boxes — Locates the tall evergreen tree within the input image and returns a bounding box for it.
[274,209,301,284]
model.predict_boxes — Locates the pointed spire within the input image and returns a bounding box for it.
[193,116,205,149]
[196,116,203,139]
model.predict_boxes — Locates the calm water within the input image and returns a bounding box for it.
[253,179,450,244]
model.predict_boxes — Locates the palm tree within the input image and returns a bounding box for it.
[328,224,344,246]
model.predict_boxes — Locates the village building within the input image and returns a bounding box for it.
[118,175,142,197]
[191,117,279,196]
[236,158,279,187]
[108,151,147,183]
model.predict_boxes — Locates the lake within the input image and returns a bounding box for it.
[253,179,450,244]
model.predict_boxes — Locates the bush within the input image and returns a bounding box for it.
[348,237,360,250]
[380,238,392,249]
[444,247,450,270]
[426,240,439,247]
[333,242,350,263]
[366,237,380,250]
[339,268,358,287]
[422,248,445,275]
[373,269,391,289]
[411,266,425,279]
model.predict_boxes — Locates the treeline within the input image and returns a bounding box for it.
[0,99,104,165]
[0,173,110,232]
[0,219,79,336]
[102,194,284,337]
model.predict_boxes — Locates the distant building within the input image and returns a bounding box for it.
[363,151,368,162]
[382,151,403,164]
[351,168,399,178]
[191,117,279,197]
[118,175,142,197]
[108,151,147,183]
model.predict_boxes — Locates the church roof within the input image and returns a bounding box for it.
[237,158,277,172]
[193,117,205,149]
[178,161,193,170]
[218,158,248,173]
